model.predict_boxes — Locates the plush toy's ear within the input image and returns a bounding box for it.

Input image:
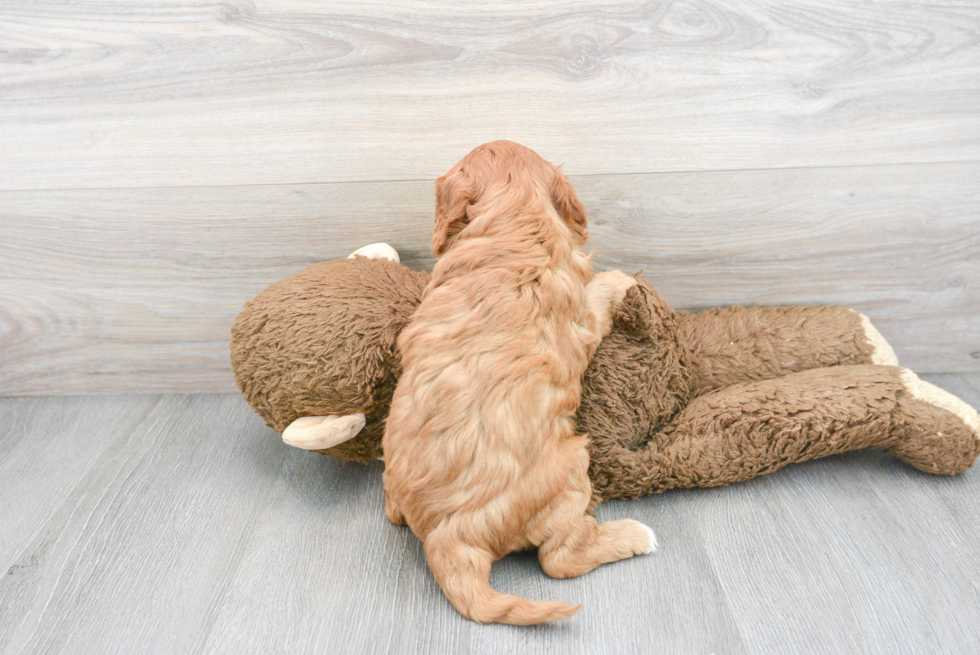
[551,169,588,245]
[432,168,475,257]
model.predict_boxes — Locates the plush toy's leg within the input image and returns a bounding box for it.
[282,414,366,449]
[587,365,980,502]
[891,369,980,474]
[678,305,898,394]
[348,243,400,263]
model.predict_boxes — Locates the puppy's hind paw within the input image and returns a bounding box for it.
[385,494,407,526]
[626,520,658,555]
[608,519,658,556]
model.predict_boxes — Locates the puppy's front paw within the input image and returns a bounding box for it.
[592,270,639,308]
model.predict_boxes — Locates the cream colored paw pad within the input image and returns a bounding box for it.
[901,369,980,438]
[348,243,400,263]
[857,312,899,366]
[282,413,367,449]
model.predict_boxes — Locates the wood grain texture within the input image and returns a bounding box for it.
[0,395,153,561]
[2,376,979,653]
[2,161,978,395]
[687,375,980,652]
[0,394,289,655]
[200,455,746,655]
[1,0,979,190]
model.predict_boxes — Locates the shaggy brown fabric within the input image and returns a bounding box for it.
[231,257,428,462]
[585,364,979,502]
[231,257,980,502]
[677,305,874,394]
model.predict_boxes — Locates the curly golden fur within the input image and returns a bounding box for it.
[381,142,655,626]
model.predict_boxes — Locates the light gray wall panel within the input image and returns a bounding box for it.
[2,163,977,395]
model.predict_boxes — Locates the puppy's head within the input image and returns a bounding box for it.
[432,141,587,256]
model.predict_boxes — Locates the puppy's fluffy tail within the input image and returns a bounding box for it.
[425,529,581,626]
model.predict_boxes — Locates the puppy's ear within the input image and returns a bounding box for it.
[551,171,588,244]
[432,168,474,256]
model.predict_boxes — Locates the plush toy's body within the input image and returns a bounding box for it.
[231,249,980,504]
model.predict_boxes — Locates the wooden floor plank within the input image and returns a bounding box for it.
[199,452,745,655]
[2,377,978,653]
[197,452,472,655]
[0,395,288,655]
[0,395,154,566]
[2,161,978,396]
[686,373,980,654]
[1,1,978,190]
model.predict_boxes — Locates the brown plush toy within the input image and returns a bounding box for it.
[231,244,980,505]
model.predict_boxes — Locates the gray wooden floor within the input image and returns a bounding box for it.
[1,374,978,654]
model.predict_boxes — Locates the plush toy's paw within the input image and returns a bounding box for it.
[900,370,980,438]
[856,312,899,366]
[348,243,400,263]
[889,370,980,475]
[282,413,367,450]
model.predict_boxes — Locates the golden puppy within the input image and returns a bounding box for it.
[382,141,655,625]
